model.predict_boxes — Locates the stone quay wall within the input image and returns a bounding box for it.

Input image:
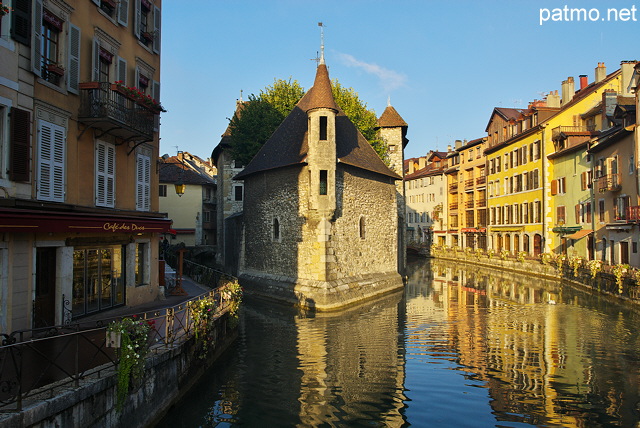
[0,314,237,428]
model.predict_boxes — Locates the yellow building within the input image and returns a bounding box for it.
[0,0,168,333]
[485,62,629,257]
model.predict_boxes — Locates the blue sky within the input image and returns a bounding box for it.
[159,1,638,161]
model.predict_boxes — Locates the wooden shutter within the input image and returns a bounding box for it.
[92,38,100,81]
[117,57,127,84]
[134,0,141,39]
[9,108,31,182]
[37,120,65,202]
[31,0,43,76]
[153,5,161,54]
[136,153,150,211]
[67,24,81,94]
[10,0,31,45]
[96,141,115,207]
[118,0,129,26]
[551,179,558,196]
[575,204,581,223]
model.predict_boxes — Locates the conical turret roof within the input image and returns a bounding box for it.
[377,105,408,128]
[303,64,338,112]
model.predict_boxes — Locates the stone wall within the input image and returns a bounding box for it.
[0,315,237,428]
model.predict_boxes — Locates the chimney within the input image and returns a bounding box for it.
[454,139,462,149]
[561,77,575,105]
[602,89,617,130]
[621,61,637,97]
[408,161,415,174]
[546,90,561,108]
[595,62,606,83]
[418,157,426,170]
[579,75,588,90]
[447,144,452,152]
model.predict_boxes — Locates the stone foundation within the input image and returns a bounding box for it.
[239,270,404,311]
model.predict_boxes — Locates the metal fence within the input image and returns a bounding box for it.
[0,279,237,412]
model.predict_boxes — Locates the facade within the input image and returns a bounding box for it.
[444,143,461,247]
[404,151,446,246]
[0,0,169,333]
[159,152,216,247]
[234,60,405,310]
[457,137,488,250]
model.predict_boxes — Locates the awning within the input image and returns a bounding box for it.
[552,226,582,234]
[565,229,593,240]
[0,208,172,234]
[490,226,524,232]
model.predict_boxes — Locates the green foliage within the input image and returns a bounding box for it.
[229,95,284,166]
[228,77,389,166]
[107,317,151,411]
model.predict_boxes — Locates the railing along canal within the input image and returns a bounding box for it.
[0,267,239,412]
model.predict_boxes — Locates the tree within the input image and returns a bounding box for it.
[229,77,389,166]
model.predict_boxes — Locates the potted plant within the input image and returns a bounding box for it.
[0,3,10,16]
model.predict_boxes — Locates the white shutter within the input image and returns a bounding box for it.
[134,0,141,39]
[92,38,101,81]
[67,24,81,94]
[134,66,140,89]
[96,141,115,207]
[37,120,65,202]
[136,153,151,211]
[117,0,129,27]
[153,5,161,54]
[117,57,127,84]
[32,0,43,76]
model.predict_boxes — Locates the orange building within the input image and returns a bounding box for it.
[0,0,169,333]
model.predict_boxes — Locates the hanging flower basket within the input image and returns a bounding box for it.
[0,3,10,16]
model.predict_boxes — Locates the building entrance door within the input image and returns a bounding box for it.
[34,247,57,328]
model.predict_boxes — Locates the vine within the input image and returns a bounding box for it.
[517,251,527,263]
[568,254,583,277]
[613,264,630,292]
[107,317,151,411]
[587,259,603,279]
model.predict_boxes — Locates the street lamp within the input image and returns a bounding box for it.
[174,180,186,197]
[160,152,187,196]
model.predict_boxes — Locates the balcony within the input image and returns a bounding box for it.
[475,176,486,186]
[464,178,474,189]
[465,200,475,209]
[476,199,486,208]
[596,174,621,192]
[627,206,640,222]
[449,183,458,193]
[78,82,157,141]
[449,202,458,211]
[552,125,595,141]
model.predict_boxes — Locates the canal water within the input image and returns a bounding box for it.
[155,258,640,427]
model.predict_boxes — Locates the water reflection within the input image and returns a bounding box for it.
[157,258,640,427]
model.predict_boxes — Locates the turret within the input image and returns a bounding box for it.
[376,101,408,177]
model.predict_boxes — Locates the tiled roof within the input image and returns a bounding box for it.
[235,65,400,180]
[159,157,215,185]
[377,105,408,128]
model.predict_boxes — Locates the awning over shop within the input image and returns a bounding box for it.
[552,226,582,234]
[0,208,172,234]
[565,229,593,240]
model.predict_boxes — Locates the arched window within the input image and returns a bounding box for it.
[273,217,280,241]
[359,216,366,239]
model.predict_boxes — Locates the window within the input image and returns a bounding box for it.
[95,141,115,207]
[234,185,243,201]
[273,217,280,241]
[203,211,211,222]
[10,107,31,182]
[359,216,366,239]
[557,205,566,224]
[135,242,148,286]
[72,246,125,317]
[615,195,631,220]
[41,9,63,85]
[319,116,327,140]
[37,120,65,202]
[134,0,161,53]
[159,184,167,197]
[319,170,327,195]
[136,152,150,211]
[599,199,605,222]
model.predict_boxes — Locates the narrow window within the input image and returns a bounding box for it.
[273,217,280,241]
[159,184,167,197]
[359,216,366,239]
[319,170,327,195]
[234,185,243,201]
[319,116,327,140]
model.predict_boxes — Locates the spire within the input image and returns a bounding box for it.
[387,95,391,107]
[318,22,325,65]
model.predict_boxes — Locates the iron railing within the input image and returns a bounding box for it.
[0,274,237,411]
[596,173,621,192]
[78,82,155,139]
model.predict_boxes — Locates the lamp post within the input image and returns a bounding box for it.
[160,151,187,196]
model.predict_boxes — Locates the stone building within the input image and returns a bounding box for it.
[234,60,406,310]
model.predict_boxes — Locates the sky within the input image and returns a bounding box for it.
[159,1,639,161]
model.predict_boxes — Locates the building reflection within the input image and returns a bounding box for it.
[423,258,640,427]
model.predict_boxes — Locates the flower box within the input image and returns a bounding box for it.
[46,64,65,76]
[102,0,117,8]
[79,82,101,89]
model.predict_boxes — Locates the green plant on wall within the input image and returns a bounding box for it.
[190,295,218,358]
[568,255,583,277]
[587,259,603,279]
[613,264,630,293]
[107,316,151,411]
